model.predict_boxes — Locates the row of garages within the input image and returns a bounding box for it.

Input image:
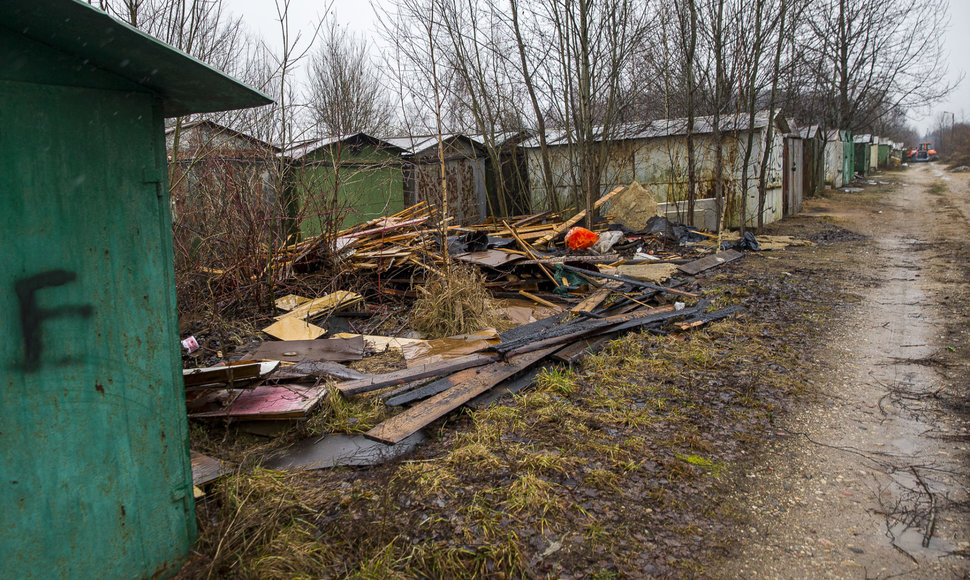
[167,112,904,234]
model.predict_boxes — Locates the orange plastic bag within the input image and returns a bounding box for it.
[564,226,599,250]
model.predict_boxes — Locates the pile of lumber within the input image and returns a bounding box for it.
[336,274,745,445]
[183,248,748,443]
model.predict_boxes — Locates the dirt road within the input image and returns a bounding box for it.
[721,164,970,578]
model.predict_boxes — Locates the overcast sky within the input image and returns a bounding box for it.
[225,0,966,135]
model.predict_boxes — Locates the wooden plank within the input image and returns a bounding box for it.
[534,185,627,247]
[571,280,623,313]
[365,346,559,444]
[338,216,428,240]
[465,364,551,410]
[518,290,559,309]
[183,361,278,389]
[674,304,746,330]
[402,329,500,368]
[518,254,621,265]
[261,317,327,341]
[188,384,328,419]
[331,333,427,352]
[274,291,363,322]
[384,365,483,407]
[494,305,676,355]
[191,450,233,486]
[270,361,369,382]
[250,336,364,363]
[275,294,310,311]
[511,211,552,229]
[336,352,500,396]
[676,249,743,276]
[560,264,699,298]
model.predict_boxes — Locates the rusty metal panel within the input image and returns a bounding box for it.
[410,138,488,223]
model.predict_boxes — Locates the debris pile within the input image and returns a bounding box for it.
[182,183,813,487]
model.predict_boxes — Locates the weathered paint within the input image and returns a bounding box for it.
[877,144,890,168]
[783,136,804,215]
[854,143,870,176]
[1,3,269,578]
[288,137,404,235]
[1,78,194,580]
[843,138,855,182]
[525,114,785,230]
[823,130,856,188]
[406,137,489,224]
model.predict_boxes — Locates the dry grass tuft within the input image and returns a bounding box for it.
[190,469,333,579]
[411,263,506,338]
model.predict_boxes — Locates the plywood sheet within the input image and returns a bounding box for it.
[275,294,310,311]
[261,317,327,341]
[331,333,427,352]
[188,384,328,419]
[677,249,743,276]
[402,329,500,368]
[250,336,365,362]
[190,450,233,486]
[274,290,363,322]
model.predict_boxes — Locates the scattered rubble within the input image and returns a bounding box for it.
[183,194,816,498]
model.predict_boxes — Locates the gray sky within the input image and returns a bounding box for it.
[226,0,966,135]
[912,0,968,135]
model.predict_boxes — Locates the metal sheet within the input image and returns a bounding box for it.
[0,81,193,577]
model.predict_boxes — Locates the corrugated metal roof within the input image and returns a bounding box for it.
[1,0,272,117]
[521,110,780,148]
[282,132,405,160]
[385,131,526,155]
[164,120,279,151]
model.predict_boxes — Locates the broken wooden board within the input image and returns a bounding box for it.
[331,333,427,352]
[261,317,327,341]
[674,304,746,330]
[188,384,328,419]
[336,352,500,396]
[496,300,562,326]
[366,346,559,444]
[274,290,363,322]
[518,254,621,265]
[571,280,623,313]
[183,361,279,389]
[191,450,233,486]
[615,263,680,284]
[534,185,627,247]
[455,249,524,269]
[518,290,559,309]
[551,333,618,364]
[677,249,743,276]
[275,294,311,311]
[250,336,365,363]
[262,432,426,470]
[560,264,698,298]
[402,329,500,368]
[270,360,369,382]
[465,364,550,410]
[494,305,678,356]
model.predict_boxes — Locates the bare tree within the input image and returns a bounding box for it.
[799,0,959,133]
[307,18,396,137]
